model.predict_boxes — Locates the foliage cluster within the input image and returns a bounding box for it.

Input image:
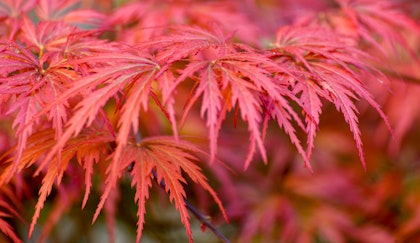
[0,0,419,242]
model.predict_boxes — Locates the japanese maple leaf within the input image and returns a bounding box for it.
[144,25,309,168]
[0,124,114,237]
[19,15,113,62]
[271,25,392,169]
[29,48,175,229]
[119,136,227,243]
[0,17,121,236]
[0,17,114,183]
[0,41,62,183]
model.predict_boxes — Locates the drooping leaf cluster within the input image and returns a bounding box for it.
[0,0,418,242]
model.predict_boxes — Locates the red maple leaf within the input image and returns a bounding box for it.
[270,25,392,169]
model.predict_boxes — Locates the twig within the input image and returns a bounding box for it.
[184,198,231,243]
[152,169,230,243]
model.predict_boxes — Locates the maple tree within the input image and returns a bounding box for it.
[0,0,419,242]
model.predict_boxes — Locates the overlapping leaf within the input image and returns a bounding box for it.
[119,136,227,243]
[0,18,111,183]
[0,42,56,183]
[31,49,172,229]
[147,25,308,168]
[0,126,113,237]
[271,26,392,169]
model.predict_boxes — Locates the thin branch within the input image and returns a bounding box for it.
[184,198,231,243]
[151,169,230,243]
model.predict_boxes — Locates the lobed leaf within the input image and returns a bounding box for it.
[111,136,227,243]
[272,25,392,169]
